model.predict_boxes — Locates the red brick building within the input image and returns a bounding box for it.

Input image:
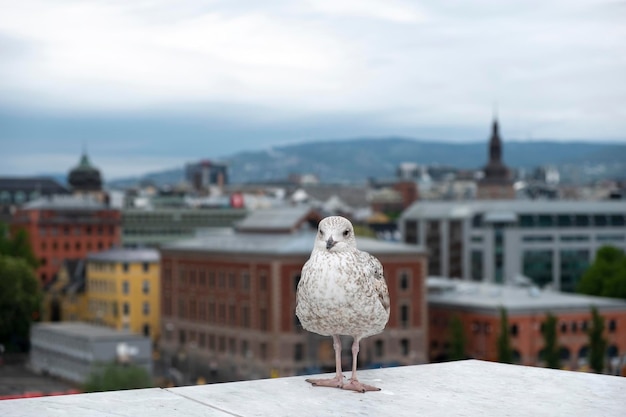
[428,278,626,374]
[159,207,428,381]
[11,196,121,285]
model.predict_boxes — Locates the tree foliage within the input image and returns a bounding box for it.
[83,363,153,393]
[449,315,466,361]
[588,307,607,374]
[497,307,513,364]
[540,313,560,369]
[0,222,39,269]
[578,246,626,300]
[0,255,42,351]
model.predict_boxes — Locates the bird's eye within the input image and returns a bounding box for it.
[343,229,350,237]
[319,230,325,237]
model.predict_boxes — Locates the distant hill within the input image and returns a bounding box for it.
[107,138,626,187]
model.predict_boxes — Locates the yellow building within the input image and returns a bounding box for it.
[43,259,89,322]
[86,248,161,344]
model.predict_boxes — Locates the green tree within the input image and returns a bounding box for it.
[0,222,38,269]
[497,307,513,364]
[0,255,42,351]
[588,307,607,374]
[449,315,466,361]
[83,362,153,393]
[578,246,626,299]
[540,312,560,369]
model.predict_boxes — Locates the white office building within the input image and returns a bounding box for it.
[400,200,626,292]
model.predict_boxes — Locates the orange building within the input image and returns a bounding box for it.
[428,278,626,373]
[159,207,428,382]
[11,195,121,285]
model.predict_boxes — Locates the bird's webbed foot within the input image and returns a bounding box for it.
[305,374,345,389]
[341,378,381,393]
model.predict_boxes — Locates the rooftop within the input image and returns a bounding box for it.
[22,195,108,210]
[1,360,624,416]
[32,322,144,341]
[428,277,626,314]
[163,229,425,256]
[402,199,626,219]
[87,248,160,263]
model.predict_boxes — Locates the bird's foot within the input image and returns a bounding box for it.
[305,375,345,389]
[341,378,381,393]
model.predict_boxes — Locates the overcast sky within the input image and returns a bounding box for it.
[1,0,625,179]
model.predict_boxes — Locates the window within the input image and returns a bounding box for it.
[142,280,150,294]
[123,303,130,315]
[374,340,384,357]
[471,250,483,281]
[294,343,304,361]
[142,262,150,273]
[399,271,410,291]
[260,308,268,331]
[523,250,553,288]
[143,302,150,315]
[404,220,418,244]
[400,339,410,356]
[123,281,129,294]
[143,324,151,337]
[123,263,129,273]
[242,306,250,328]
[259,273,268,291]
[608,319,617,333]
[400,305,410,328]
[510,324,519,337]
[241,271,250,291]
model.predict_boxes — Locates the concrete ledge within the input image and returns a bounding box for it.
[1,360,624,416]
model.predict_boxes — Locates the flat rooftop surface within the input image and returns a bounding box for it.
[1,360,624,416]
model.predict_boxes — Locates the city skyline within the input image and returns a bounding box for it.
[1,0,625,179]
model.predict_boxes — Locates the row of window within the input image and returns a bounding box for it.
[39,225,116,237]
[431,317,619,335]
[521,234,625,243]
[163,298,268,330]
[88,300,152,317]
[88,279,151,295]
[41,240,113,252]
[163,267,264,292]
[167,328,411,362]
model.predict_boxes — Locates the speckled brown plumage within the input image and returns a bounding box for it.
[296,216,390,392]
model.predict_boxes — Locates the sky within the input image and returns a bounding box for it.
[1,0,625,180]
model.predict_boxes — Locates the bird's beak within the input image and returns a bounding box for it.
[326,236,336,250]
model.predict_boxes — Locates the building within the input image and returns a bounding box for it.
[400,200,626,292]
[11,195,121,285]
[0,177,69,223]
[185,160,228,193]
[67,152,106,203]
[86,248,161,343]
[477,118,515,199]
[428,277,626,372]
[121,207,247,248]
[159,207,428,382]
[43,259,88,322]
[29,322,152,384]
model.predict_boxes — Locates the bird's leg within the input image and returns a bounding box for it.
[305,334,345,389]
[341,337,381,393]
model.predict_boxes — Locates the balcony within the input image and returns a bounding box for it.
[0,360,624,416]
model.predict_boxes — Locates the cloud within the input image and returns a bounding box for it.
[0,0,624,178]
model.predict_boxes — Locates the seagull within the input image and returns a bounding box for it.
[296,216,390,392]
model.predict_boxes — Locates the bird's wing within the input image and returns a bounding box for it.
[358,250,390,313]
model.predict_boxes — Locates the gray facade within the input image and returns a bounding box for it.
[400,200,626,291]
[122,208,247,247]
[29,322,152,384]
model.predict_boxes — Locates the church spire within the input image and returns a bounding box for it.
[489,116,502,164]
